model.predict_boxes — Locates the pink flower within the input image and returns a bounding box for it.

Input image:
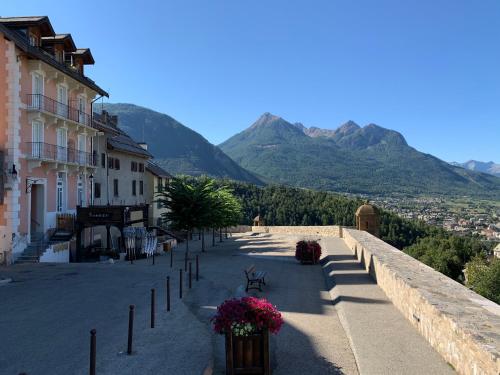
[211,297,284,335]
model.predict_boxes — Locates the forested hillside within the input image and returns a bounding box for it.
[203,178,496,301]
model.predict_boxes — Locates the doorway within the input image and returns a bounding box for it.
[30,183,45,240]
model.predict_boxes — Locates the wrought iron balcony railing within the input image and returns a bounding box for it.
[26,94,92,127]
[26,142,95,167]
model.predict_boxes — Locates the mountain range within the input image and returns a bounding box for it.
[451,160,500,177]
[98,103,262,184]
[219,113,500,198]
[100,104,500,199]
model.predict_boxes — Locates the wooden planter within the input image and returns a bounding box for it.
[225,328,271,375]
[299,250,318,265]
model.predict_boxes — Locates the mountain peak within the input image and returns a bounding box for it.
[334,121,360,135]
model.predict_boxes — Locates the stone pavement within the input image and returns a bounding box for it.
[0,232,457,374]
[321,237,456,375]
[184,232,360,374]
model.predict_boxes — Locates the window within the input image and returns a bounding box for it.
[55,50,63,63]
[114,158,120,170]
[139,163,144,172]
[94,183,101,199]
[56,128,67,162]
[132,180,136,196]
[77,134,86,165]
[108,156,114,169]
[29,34,38,46]
[77,96,86,124]
[31,121,43,157]
[157,178,163,193]
[139,180,143,195]
[101,153,105,168]
[56,84,68,117]
[113,179,119,197]
[131,161,137,172]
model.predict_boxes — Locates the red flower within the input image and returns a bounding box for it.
[295,240,322,263]
[211,297,284,335]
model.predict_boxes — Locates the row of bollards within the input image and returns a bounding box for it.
[88,251,201,374]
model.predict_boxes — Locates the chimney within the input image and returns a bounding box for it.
[137,142,148,150]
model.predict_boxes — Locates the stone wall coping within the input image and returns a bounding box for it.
[343,228,499,374]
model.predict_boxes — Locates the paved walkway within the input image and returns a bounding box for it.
[0,232,456,374]
[321,237,456,375]
[185,232,360,374]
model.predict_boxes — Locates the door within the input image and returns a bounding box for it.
[56,172,66,212]
[30,184,45,238]
[31,121,43,158]
[77,134,86,165]
[32,73,43,109]
[57,85,68,117]
[56,128,67,162]
[77,175,85,207]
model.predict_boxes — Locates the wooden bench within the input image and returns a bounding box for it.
[244,264,267,292]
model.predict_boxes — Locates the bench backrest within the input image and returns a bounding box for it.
[245,265,256,276]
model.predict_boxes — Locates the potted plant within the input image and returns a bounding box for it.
[212,297,284,375]
[295,240,322,264]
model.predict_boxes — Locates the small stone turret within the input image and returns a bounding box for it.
[355,203,380,237]
[253,215,264,227]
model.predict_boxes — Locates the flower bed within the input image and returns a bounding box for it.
[212,297,283,336]
[295,240,322,264]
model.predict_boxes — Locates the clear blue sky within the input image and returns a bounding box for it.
[4,0,500,162]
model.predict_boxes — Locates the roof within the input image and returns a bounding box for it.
[41,33,76,51]
[0,16,55,36]
[146,161,172,178]
[355,204,379,216]
[107,133,152,159]
[73,48,95,65]
[254,215,261,221]
[0,18,108,96]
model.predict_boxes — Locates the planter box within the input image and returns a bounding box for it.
[225,329,270,375]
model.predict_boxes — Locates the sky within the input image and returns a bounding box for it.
[3,0,500,162]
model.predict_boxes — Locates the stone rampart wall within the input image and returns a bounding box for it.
[228,225,253,233]
[342,228,500,375]
[252,225,341,237]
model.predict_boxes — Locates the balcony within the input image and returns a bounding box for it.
[26,94,93,128]
[26,142,95,167]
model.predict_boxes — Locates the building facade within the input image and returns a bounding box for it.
[91,110,152,207]
[0,16,108,264]
[145,160,171,227]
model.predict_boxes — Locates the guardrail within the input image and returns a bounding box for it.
[26,142,94,166]
[26,94,92,127]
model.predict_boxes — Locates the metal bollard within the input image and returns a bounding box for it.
[184,250,188,272]
[189,262,192,289]
[166,276,170,311]
[127,305,134,355]
[151,289,155,328]
[89,329,96,375]
[179,269,183,299]
[196,255,199,281]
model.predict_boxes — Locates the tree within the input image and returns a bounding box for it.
[465,256,500,304]
[157,177,213,254]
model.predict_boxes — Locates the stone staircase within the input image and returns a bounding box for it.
[15,232,47,264]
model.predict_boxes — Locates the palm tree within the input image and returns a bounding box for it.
[157,177,213,255]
